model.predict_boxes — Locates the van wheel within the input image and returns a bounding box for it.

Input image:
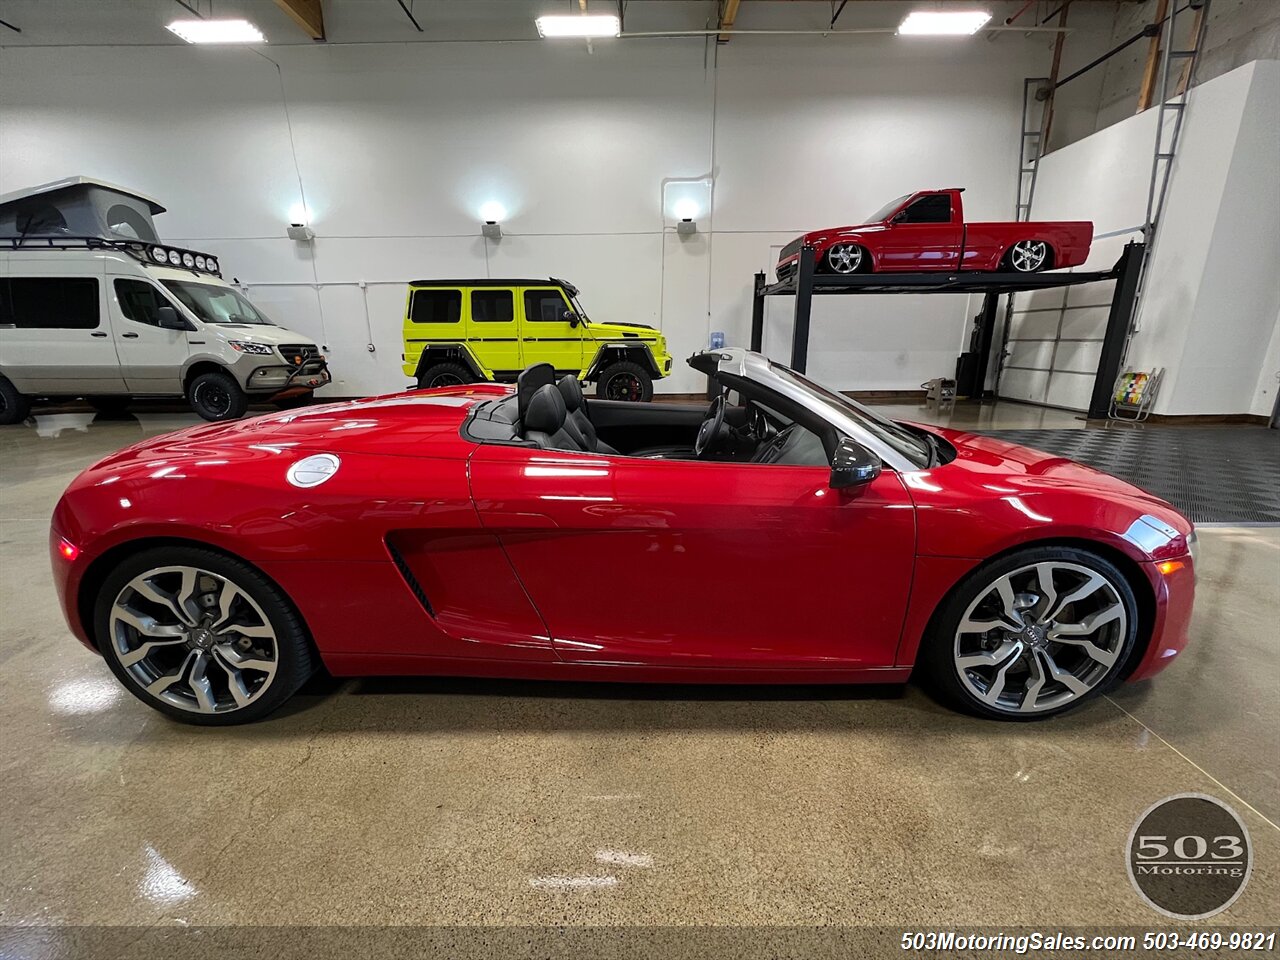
[0,376,31,425]
[188,370,249,422]
[597,361,653,402]
[416,362,474,389]
[88,396,132,416]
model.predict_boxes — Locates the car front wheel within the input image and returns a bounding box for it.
[94,546,315,725]
[921,546,1139,720]
[188,370,249,421]
[597,360,653,402]
[825,243,868,274]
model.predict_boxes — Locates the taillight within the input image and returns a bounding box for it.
[58,537,79,561]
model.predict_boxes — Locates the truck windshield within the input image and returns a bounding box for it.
[161,280,274,326]
[865,194,910,223]
[568,292,591,323]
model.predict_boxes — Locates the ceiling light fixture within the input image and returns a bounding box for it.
[897,10,991,36]
[166,19,266,44]
[535,14,621,39]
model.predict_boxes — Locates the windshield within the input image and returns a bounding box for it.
[161,280,274,326]
[568,291,591,323]
[766,360,933,468]
[865,194,910,224]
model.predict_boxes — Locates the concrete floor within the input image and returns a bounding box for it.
[1,406,1277,942]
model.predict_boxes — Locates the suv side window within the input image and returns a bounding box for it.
[0,277,100,329]
[410,289,461,324]
[471,290,514,323]
[524,289,570,323]
[898,194,952,224]
[115,279,172,326]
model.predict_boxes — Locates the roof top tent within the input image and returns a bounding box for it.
[0,177,166,244]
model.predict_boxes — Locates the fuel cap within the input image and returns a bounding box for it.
[286,454,341,488]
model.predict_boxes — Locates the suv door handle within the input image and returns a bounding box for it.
[121,332,139,339]
[90,331,108,338]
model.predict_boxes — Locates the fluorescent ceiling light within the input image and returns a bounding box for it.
[898,10,991,36]
[535,14,621,39]
[166,19,266,44]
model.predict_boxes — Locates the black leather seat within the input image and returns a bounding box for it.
[557,376,620,455]
[522,384,589,451]
[517,363,556,422]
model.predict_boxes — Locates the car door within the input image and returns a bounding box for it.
[466,288,521,378]
[0,262,126,394]
[110,276,189,393]
[468,444,916,668]
[877,194,962,271]
[520,286,585,376]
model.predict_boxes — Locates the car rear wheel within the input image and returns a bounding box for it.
[416,361,474,389]
[94,546,315,725]
[188,370,249,421]
[0,376,31,425]
[920,546,1138,720]
[825,243,868,274]
[597,360,653,402]
[1005,239,1051,273]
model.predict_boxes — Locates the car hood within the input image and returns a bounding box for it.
[928,425,1193,535]
[202,324,316,345]
[803,222,889,241]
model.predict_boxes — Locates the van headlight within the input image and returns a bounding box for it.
[229,340,274,356]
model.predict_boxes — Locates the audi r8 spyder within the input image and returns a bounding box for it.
[50,349,1196,725]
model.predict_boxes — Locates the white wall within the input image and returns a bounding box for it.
[0,28,1049,396]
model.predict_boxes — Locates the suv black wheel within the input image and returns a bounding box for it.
[597,360,653,402]
[94,545,316,725]
[417,361,474,389]
[919,545,1139,720]
[0,376,31,425]
[188,370,249,422]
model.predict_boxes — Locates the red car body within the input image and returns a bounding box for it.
[51,380,1193,691]
[776,188,1093,279]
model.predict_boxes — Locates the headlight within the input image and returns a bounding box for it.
[151,246,168,263]
[167,250,182,266]
[228,340,274,356]
[182,253,195,268]
[195,256,207,270]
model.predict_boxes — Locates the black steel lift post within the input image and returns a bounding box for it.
[749,241,1144,419]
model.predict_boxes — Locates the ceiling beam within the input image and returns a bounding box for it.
[273,0,325,41]
[717,0,742,43]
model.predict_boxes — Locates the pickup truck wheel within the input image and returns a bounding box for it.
[188,370,249,422]
[0,376,31,425]
[825,243,868,274]
[416,362,474,389]
[597,361,653,402]
[1006,240,1051,273]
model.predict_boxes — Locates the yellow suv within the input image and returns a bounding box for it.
[401,278,672,401]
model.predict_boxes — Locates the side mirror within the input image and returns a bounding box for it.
[561,308,580,328]
[156,305,188,331]
[830,437,881,489]
[891,210,908,224]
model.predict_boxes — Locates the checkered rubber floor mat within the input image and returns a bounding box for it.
[978,427,1280,524]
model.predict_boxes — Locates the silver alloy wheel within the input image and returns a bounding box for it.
[953,561,1127,715]
[1009,239,1048,272]
[827,243,864,274]
[107,565,279,715]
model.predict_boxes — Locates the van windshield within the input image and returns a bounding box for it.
[161,280,274,326]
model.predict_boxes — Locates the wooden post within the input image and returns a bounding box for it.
[1136,0,1170,112]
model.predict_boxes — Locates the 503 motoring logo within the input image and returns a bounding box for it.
[1127,793,1254,920]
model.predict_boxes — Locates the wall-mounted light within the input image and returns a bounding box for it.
[897,10,991,36]
[287,223,314,242]
[663,179,711,240]
[166,18,265,43]
[535,15,620,38]
[676,219,697,236]
[479,201,506,240]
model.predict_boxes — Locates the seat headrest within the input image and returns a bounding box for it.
[524,384,567,435]
[517,363,556,418]
[557,375,585,413]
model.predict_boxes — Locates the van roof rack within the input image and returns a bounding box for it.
[0,177,165,213]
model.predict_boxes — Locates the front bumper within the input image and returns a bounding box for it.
[1127,554,1196,681]
[245,357,331,395]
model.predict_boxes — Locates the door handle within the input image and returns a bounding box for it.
[121,332,139,339]
[90,331,108,338]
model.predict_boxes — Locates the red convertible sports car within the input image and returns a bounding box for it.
[51,350,1195,725]
[776,188,1093,280]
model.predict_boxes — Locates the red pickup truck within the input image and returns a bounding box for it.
[776,188,1092,279]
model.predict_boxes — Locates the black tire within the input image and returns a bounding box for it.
[596,360,654,402]
[1003,240,1053,273]
[0,376,31,425]
[823,243,870,275]
[94,545,316,726]
[416,361,475,390]
[918,545,1139,721]
[187,369,248,422]
[87,395,132,416]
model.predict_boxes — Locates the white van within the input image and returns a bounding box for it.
[0,178,329,424]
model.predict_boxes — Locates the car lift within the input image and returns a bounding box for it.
[748,241,1145,420]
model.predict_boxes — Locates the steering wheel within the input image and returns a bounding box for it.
[694,394,726,458]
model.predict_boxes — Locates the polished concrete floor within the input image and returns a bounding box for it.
[1,406,1277,942]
